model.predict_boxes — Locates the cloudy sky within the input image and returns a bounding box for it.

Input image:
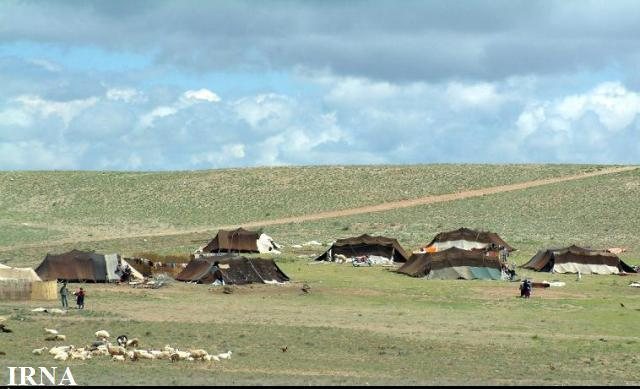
[1,0,639,170]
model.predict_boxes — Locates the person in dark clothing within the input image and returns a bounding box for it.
[520,279,532,298]
[59,281,69,309]
[211,261,225,286]
[74,287,85,309]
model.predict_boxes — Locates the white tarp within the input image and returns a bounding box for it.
[257,234,281,254]
[553,263,620,275]
[431,240,489,252]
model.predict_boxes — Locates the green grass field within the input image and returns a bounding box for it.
[1,164,640,385]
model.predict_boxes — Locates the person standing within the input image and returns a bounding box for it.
[59,281,69,309]
[211,261,225,286]
[74,287,85,309]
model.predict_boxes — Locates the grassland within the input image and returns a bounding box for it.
[1,164,640,385]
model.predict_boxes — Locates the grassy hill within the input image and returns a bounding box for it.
[0,164,638,267]
[2,164,640,385]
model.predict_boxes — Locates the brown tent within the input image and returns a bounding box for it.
[397,247,503,280]
[175,256,290,285]
[314,234,410,263]
[35,250,142,282]
[422,227,515,252]
[198,228,280,254]
[521,245,636,274]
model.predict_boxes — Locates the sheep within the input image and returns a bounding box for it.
[133,350,155,360]
[106,343,126,356]
[95,330,110,340]
[112,355,125,362]
[53,351,69,361]
[70,351,90,361]
[204,354,219,362]
[155,350,172,360]
[125,338,139,349]
[44,328,58,335]
[32,347,48,355]
[163,344,175,353]
[188,349,209,360]
[217,350,232,360]
[49,345,74,355]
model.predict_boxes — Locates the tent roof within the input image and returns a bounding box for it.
[521,245,636,272]
[425,227,515,251]
[314,234,410,262]
[200,228,261,253]
[397,247,503,277]
[35,250,143,282]
[175,256,290,285]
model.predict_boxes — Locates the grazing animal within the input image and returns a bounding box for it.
[106,343,126,356]
[281,346,288,353]
[32,347,48,355]
[125,338,139,349]
[170,353,180,363]
[217,350,232,360]
[188,349,209,360]
[620,302,626,308]
[44,328,59,335]
[53,352,69,361]
[0,324,13,333]
[301,283,311,294]
[95,330,110,340]
[112,355,125,362]
[116,335,128,347]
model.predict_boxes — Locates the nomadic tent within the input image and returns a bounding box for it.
[0,264,57,301]
[521,245,636,274]
[175,256,289,285]
[421,227,515,253]
[314,234,410,263]
[397,247,503,280]
[196,228,281,255]
[35,250,143,282]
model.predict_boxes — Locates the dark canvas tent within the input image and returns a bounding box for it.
[421,227,515,253]
[397,247,503,280]
[35,249,143,282]
[521,245,636,274]
[175,256,290,285]
[314,234,410,263]
[197,228,280,254]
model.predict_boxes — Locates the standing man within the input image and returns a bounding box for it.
[59,281,69,309]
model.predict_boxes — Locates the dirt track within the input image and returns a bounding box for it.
[1,165,636,251]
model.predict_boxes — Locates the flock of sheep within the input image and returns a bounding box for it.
[34,328,232,363]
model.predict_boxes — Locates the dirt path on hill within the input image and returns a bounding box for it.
[1,165,636,251]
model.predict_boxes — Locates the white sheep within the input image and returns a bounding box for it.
[217,350,232,360]
[32,347,48,355]
[188,349,209,360]
[53,351,69,361]
[44,328,58,335]
[112,355,125,362]
[204,354,219,362]
[49,345,74,355]
[95,330,110,340]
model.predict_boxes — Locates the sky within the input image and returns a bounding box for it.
[1,0,639,170]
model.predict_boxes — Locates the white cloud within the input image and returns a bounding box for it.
[13,95,99,127]
[182,88,221,103]
[106,87,146,103]
[517,82,640,137]
[0,141,82,169]
[139,106,178,128]
[445,82,507,110]
[0,108,33,127]
[233,93,294,130]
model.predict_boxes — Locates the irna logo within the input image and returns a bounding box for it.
[7,367,77,386]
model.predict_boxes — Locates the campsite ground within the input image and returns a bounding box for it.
[2,266,640,385]
[1,164,640,385]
